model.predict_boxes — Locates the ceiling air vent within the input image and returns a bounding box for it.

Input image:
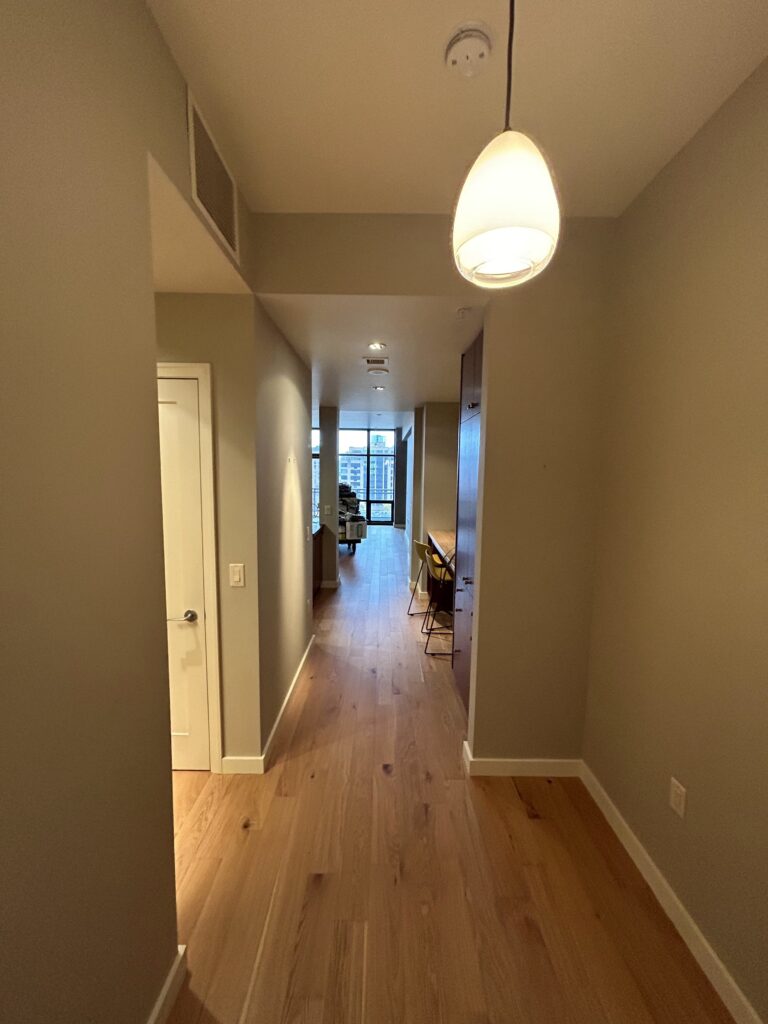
[188,95,239,262]
[364,358,391,378]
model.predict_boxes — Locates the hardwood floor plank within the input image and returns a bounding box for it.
[173,771,212,835]
[321,920,367,1024]
[173,773,230,886]
[169,527,735,1024]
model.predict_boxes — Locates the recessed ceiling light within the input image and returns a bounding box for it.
[371,385,386,391]
[368,341,387,351]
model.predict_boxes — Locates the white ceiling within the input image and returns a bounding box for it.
[149,0,768,216]
[260,294,484,413]
[147,156,250,294]
[337,410,415,432]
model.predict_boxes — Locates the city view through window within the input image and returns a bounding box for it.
[312,428,396,524]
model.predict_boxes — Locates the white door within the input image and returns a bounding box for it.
[158,377,210,770]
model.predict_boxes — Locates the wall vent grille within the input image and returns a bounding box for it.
[188,95,239,262]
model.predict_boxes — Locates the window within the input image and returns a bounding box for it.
[339,429,396,524]
[311,429,320,521]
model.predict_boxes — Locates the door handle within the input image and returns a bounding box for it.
[462,577,474,585]
[466,401,479,410]
[167,609,198,623]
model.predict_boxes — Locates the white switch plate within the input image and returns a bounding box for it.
[324,504,331,515]
[305,525,310,541]
[229,563,245,587]
[669,776,687,818]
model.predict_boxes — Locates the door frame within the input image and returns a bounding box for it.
[157,362,223,773]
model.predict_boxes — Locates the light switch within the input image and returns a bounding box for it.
[324,504,332,515]
[229,563,245,587]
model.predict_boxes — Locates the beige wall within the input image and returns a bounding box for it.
[471,220,613,758]
[155,293,263,756]
[319,406,340,585]
[1,1,188,1019]
[249,213,478,297]
[253,302,313,747]
[1,1,310,1015]
[584,60,768,1018]
[422,403,460,539]
[155,293,313,754]
[409,407,426,581]
[408,403,459,581]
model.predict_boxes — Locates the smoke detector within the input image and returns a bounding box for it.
[445,24,492,78]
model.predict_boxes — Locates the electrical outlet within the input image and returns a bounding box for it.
[669,776,687,818]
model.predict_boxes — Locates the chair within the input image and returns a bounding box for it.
[407,541,431,616]
[423,553,453,657]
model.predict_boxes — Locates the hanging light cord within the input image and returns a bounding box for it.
[504,0,516,130]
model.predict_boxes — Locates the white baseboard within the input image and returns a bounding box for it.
[145,945,186,1024]
[460,743,761,1022]
[407,580,428,598]
[580,763,763,1024]
[223,635,316,776]
[462,741,581,778]
[261,633,315,770]
[222,754,264,774]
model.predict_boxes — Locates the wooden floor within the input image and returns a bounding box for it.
[169,527,731,1024]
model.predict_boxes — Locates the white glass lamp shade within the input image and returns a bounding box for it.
[453,130,560,289]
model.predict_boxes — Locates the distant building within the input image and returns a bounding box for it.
[338,431,395,521]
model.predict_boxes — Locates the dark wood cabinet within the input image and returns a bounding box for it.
[453,333,483,712]
[460,332,482,423]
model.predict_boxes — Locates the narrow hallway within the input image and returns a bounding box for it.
[170,527,730,1024]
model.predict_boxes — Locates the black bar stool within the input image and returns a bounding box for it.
[407,540,431,616]
[423,554,453,657]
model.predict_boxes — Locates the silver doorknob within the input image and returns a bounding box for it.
[167,609,198,623]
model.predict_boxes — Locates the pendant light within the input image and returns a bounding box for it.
[452,0,560,289]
